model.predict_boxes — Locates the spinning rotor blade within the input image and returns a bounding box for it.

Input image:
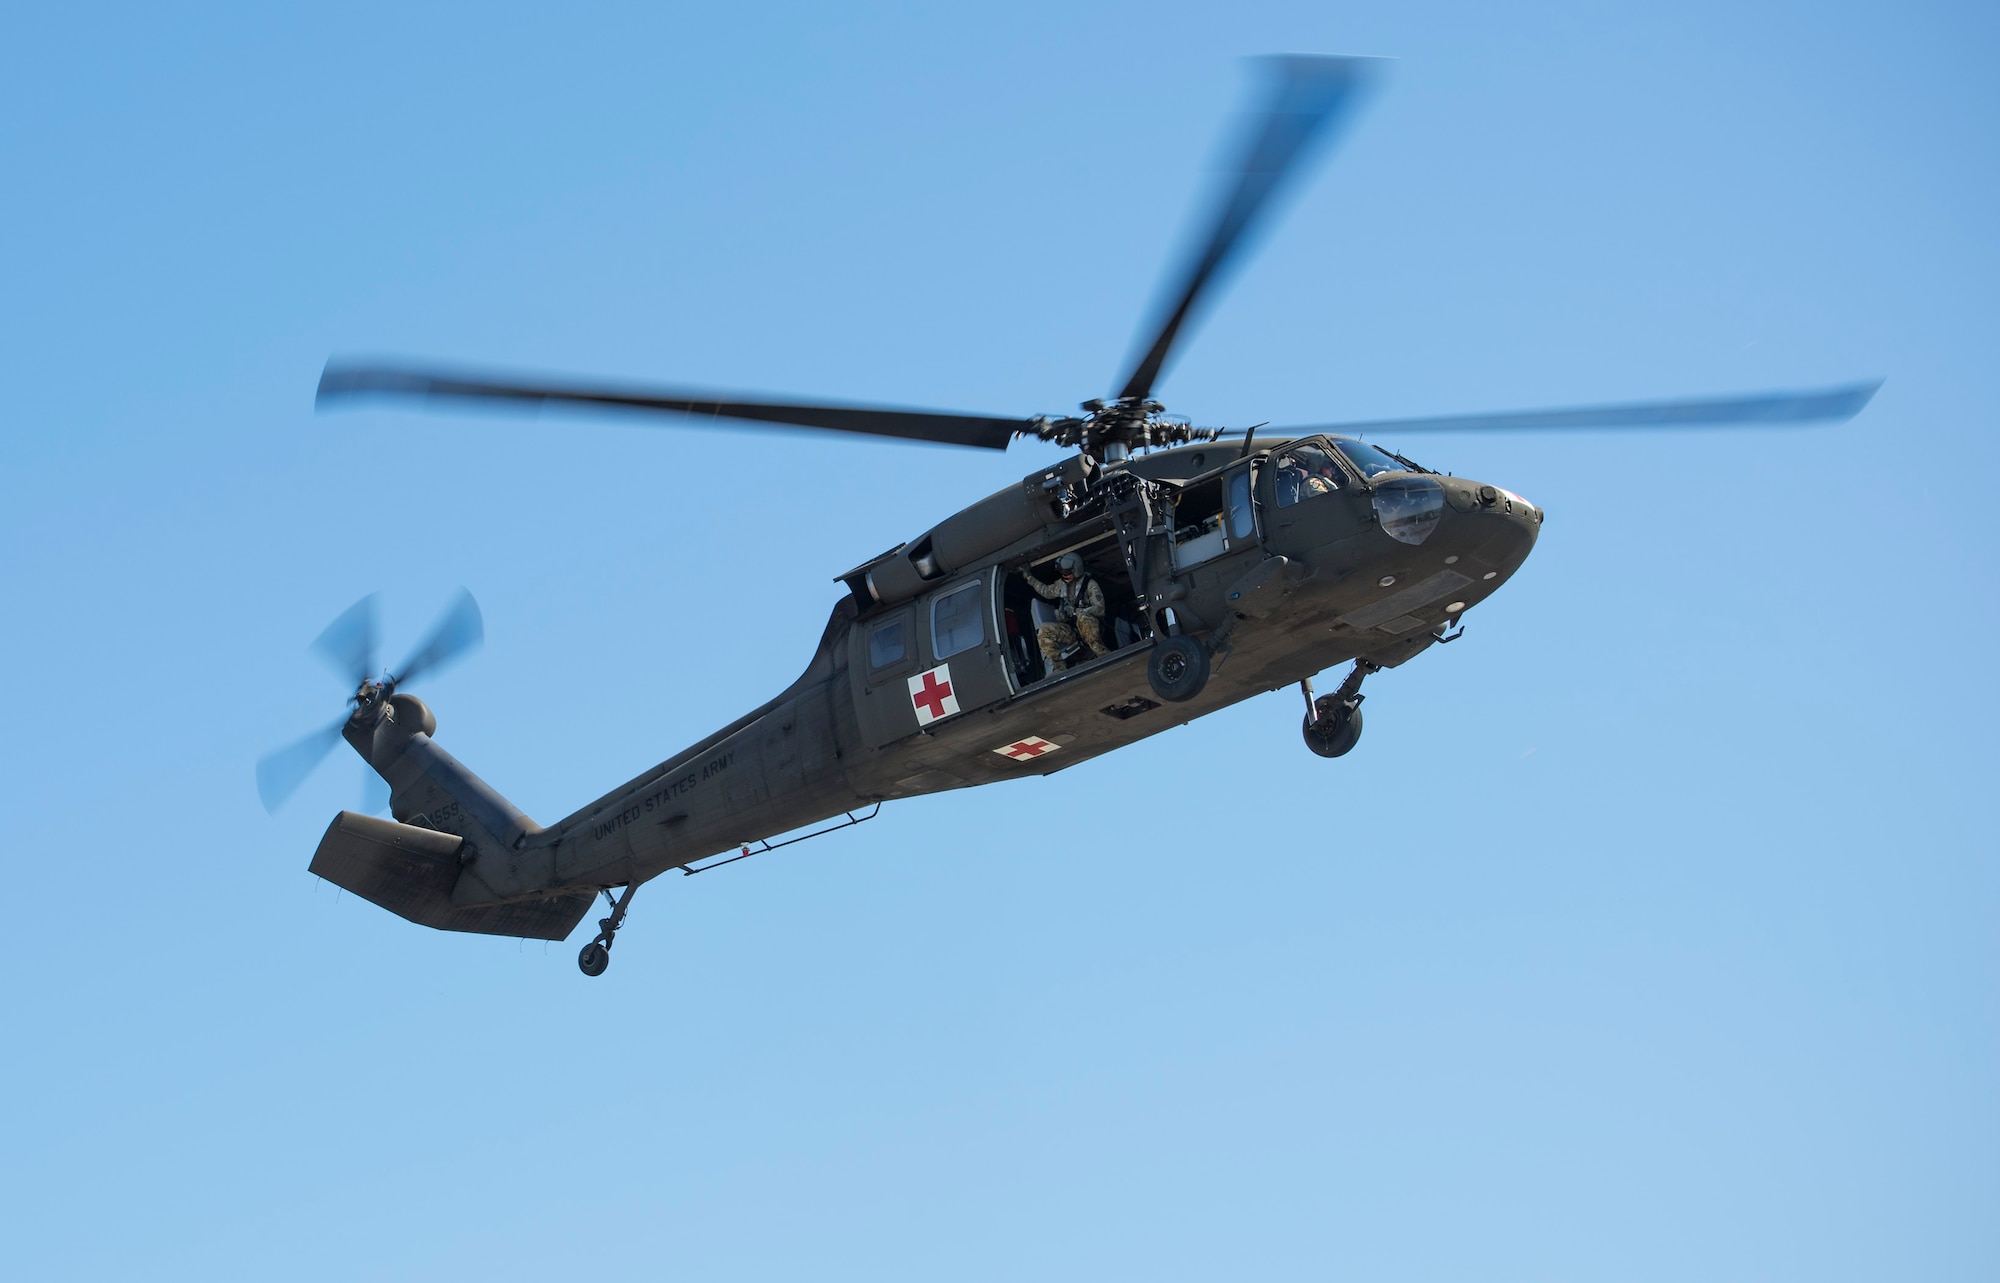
[310,592,379,686]
[256,716,349,814]
[318,364,1030,451]
[1271,381,1884,438]
[391,588,484,689]
[1117,55,1379,403]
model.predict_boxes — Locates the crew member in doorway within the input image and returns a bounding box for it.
[1032,552,1109,673]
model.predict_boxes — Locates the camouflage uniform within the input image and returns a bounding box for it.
[1032,565,1109,671]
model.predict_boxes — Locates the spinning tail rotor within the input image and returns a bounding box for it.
[255,590,485,814]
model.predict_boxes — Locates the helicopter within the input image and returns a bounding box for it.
[263,54,1879,976]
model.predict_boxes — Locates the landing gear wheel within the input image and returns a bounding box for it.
[1303,705,1363,758]
[1147,635,1210,703]
[576,881,639,978]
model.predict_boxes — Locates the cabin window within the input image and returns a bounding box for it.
[931,582,986,660]
[1228,468,1257,541]
[867,617,907,670]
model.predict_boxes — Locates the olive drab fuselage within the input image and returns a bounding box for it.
[417,436,1541,908]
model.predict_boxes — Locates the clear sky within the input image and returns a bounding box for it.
[3,2,1995,1279]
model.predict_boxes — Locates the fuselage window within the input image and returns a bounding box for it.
[1228,469,1257,541]
[931,582,986,660]
[1274,443,1344,508]
[868,618,907,670]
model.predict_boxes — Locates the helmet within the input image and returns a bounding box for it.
[1056,552,1084,576]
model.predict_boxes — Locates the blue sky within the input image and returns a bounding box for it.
[2,2,1995,1279]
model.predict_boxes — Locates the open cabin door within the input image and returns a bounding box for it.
[1167,462,1262,574]
[848,569,1012,749]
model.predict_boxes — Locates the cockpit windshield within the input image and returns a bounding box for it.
[1333,438,1424,479]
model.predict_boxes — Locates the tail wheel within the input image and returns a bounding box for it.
[1303,706,1363,758]
[1147,636,1210,703]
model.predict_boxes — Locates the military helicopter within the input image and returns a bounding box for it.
[264,55,1878,976]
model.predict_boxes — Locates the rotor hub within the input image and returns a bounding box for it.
[1024,396,1222,462]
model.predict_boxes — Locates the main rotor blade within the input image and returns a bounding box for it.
[256,717,348,813]
[1117,55,1379,403]
[391,588,484,689]
[309,592,380,686]
[1272,381,1884,437]
[318,363,1029,451]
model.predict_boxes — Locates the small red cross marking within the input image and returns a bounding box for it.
[912,669,953,719]
[993,735,1062,761]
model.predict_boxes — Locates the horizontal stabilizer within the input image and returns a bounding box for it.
[309,811,592,941]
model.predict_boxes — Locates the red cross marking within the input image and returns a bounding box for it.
[993,735,1062,761]
[913,669,954,719]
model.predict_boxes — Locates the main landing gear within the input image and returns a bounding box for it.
[578,881,639,977]
[1300,660,1378,759]
[1147,635,1210,703]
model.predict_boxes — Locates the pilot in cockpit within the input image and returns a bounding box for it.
[1275,453,1306,506]
[1276,446,1339,507]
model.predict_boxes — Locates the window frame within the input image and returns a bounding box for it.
[865,612,912,675]
[1330,436,1415,482]
[928,578,988,661]
[1272,439,1353,509]
[1225,462,1260,545]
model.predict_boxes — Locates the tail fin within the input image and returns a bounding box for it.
[310,812,592,940]
[325,692,586,934]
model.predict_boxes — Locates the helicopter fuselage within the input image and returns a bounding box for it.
[421,436,1540,909]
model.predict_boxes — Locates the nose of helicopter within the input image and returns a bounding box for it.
[1367,472,1542,598]
[1443,477,1542,582]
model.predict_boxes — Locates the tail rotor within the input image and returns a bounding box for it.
[308,592,380,689]
[386,588,483,691]
[256,590,485,814]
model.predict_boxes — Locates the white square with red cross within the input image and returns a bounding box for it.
[993,735,1061,762]
[907,664,959,726]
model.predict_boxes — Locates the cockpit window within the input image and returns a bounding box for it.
[1273,443,1344,508]
[1333,438,1422,479]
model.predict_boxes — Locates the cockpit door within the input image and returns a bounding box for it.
[1262,437,1370,555]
